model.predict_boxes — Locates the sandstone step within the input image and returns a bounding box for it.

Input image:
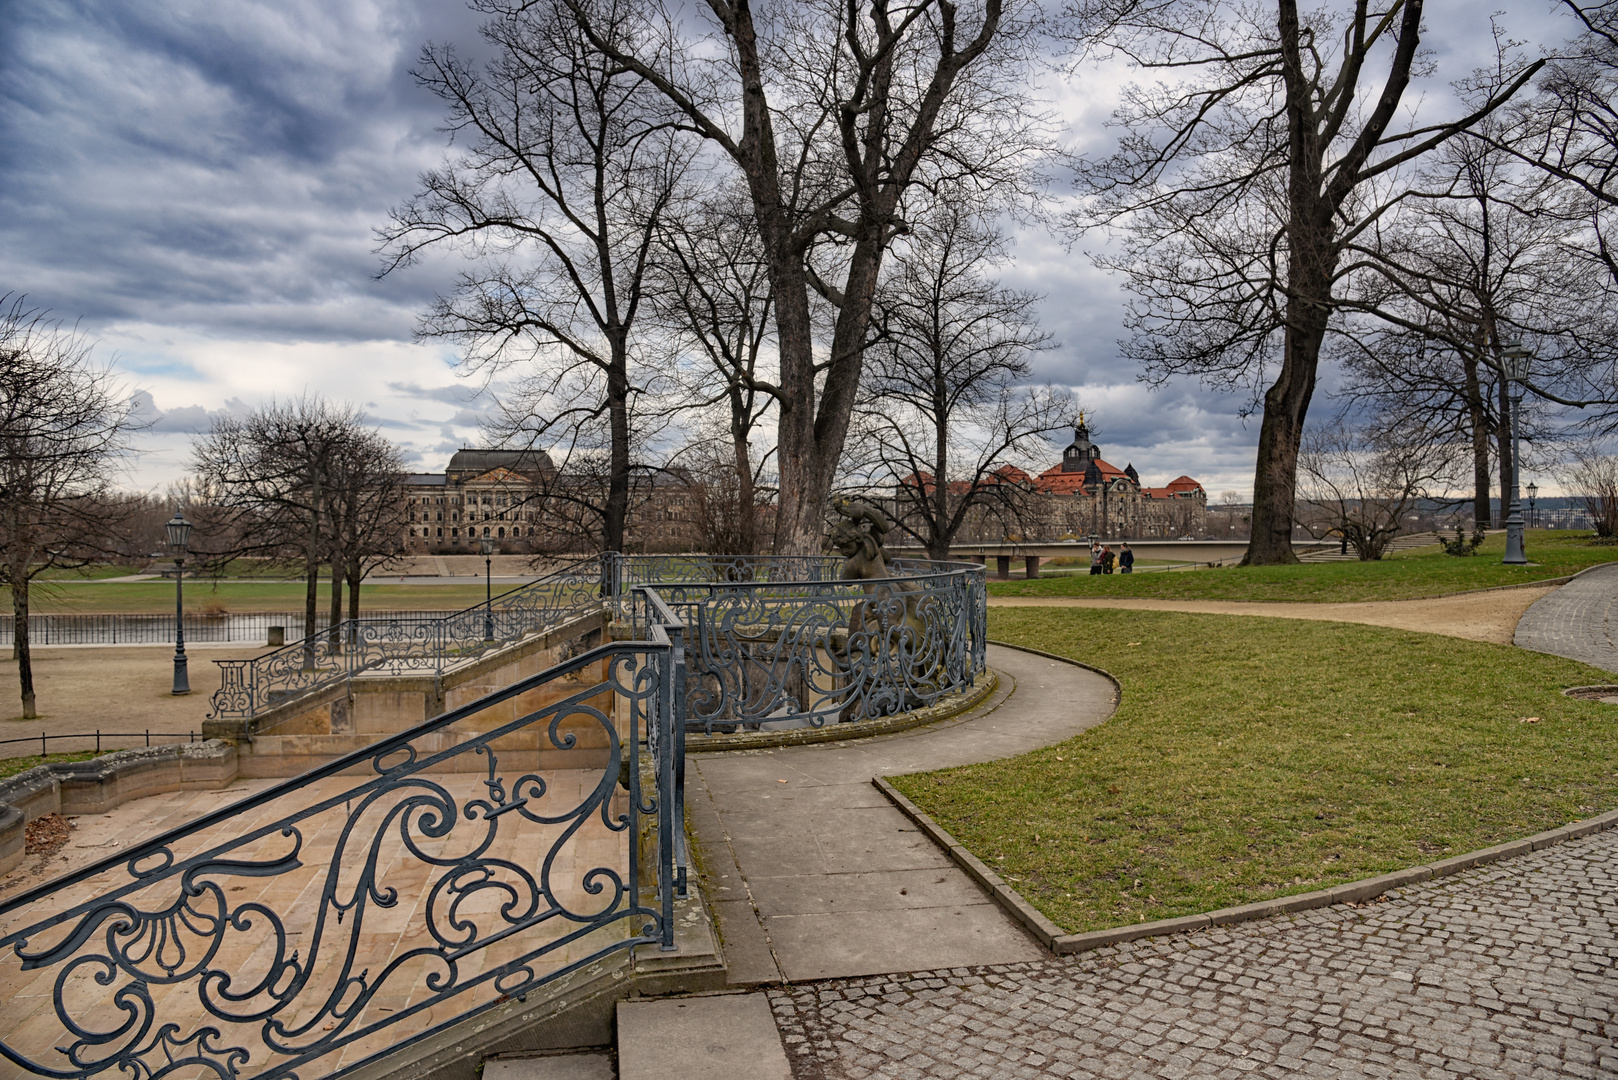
[484,1053,614,1080]
[616,994,792,1080]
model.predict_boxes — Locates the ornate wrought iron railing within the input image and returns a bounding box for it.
[0,619,685,1080]
[210,557,609,720]
[629,558,987,734]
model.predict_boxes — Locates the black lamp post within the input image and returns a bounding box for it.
[479,535,496,641]
[1526,481,1538,530]
[1500,340,1533,565]
[166,510,194,695]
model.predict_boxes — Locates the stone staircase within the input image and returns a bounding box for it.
[1297,530,1444,563]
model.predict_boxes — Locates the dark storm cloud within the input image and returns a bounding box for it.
[0,0,486,339]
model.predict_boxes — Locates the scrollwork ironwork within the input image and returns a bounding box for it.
[2,639,676,1080]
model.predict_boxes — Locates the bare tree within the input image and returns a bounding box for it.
[0,297,138,718]
[1296,419,1456,560]
[1338,129,1618,528]
[855,207,1065,559]
[379,0,687,553]
[326,430,409,630]
[1564,443,1618,537]
[568,0,1051,555]
[1071,0,1544,564]
[650,184,777,555]
[192,397,365,646]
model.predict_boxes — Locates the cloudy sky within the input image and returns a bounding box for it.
[0,0,1578,501]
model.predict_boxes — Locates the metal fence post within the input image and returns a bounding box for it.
[668,619,688,899]
[657,641,677,950]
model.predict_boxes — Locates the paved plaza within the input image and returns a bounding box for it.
[766,827,1618,1079]
[1515,563,1618,673]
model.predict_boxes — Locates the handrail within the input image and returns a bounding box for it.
[0,627,687,1080]
[210,556,607,720]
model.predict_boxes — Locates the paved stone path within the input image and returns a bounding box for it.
[1515,563,1618,673]
[766,827,1618,1079]
[689,645,1119,984]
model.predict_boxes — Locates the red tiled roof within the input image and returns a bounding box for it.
[1034,457,1131,494]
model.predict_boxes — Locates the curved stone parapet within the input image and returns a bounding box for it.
[0,740,237,875]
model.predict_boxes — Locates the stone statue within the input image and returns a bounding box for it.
[828,497,894,581]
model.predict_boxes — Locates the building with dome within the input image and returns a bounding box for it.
[1031,423,1208,539]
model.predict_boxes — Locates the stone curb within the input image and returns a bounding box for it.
[877,775,1618,954]
[684,670,999,753]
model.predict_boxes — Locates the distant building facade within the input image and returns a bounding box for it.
[402,448,555,553]
[1031,423,1208,539]
[892,423,1208,544]
[402,448,704,554]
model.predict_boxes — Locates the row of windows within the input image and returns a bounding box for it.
[407,492,524,508]
[412,510,535,523]
[408,526,537,539]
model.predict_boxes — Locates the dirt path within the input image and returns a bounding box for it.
[1,644,271,750]
[989,585,1559,645]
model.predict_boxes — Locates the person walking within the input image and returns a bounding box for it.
[1089,544,1103,575]
[1101,545,1116,574]
[1119,543,1135,574]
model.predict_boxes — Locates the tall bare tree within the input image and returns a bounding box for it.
[854,207,1064,559]
[380,0,687,553]
[326,429,409,631]
[0,297,138,718]
[651,184,777,555]
[192,397,364,646]
[1071,0,1544,563]
[568,0,1050,554]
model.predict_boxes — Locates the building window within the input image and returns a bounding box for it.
[497,527,505,538]
[437,528,443,537]
[482,526,490,537]
[452,527,459,537]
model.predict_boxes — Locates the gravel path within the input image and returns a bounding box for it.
[1515,564,1618,673]
[768,828,1618,1079]
[991,585,1558,646]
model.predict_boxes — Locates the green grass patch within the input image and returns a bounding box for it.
[987,530,1616,603]
[0,750,98,780]
[893,608,1618,934]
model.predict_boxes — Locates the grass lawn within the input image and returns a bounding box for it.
[8,581,500,615]
[893,607,1618,934]
[0,750,97,780]
[988,529,1616,603]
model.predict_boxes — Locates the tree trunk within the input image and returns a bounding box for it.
[603,341,631,553]
[1462,349,1491,527]
[1243,296,1329,565]
[347,557,363,624]
[328,559,343,651]
[11,579,34,719]
[768,251,822,556]
[731,418,756,557]
[303,475,322,646]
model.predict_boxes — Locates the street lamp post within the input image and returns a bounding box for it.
[166,510,194,695]
[1526,481,1538,530]
[1501,340,1534,566]
[479,535,496,641]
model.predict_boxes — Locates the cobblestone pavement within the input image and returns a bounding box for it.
[1515,563,1618,673]
[767,828,1618,1079]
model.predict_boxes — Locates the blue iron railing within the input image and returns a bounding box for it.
[0,596,687,1080]
[209,557,608,720]
[628,558,987,733]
